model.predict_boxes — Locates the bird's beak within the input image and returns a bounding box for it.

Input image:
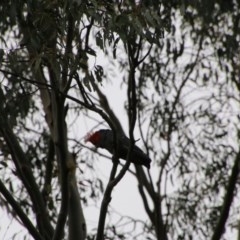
[84,134,89,143]
[84,133,91,143]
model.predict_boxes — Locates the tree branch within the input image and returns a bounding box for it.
[62,12,74,91]
[211,150,240,240]
[137,182,154,223]
[42,138,54,205]
[51,91,69,240]
[0,180,43,240]
[0,119,54,239]
[68,153,87,240]
[90,80,124,134]
[95,39,140,240]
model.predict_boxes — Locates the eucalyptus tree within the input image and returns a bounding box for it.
[0,1,239,240]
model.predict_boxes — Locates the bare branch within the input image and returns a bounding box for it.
[68,153,87,240]
[51,90,69,240]
[90,80,124,134]
[62,13,75,91]
[0,108,54,239]
[0,180,43,240]
[211,150,240,240]
[42,138,55,205]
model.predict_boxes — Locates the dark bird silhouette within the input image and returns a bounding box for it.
[85,129,151,169]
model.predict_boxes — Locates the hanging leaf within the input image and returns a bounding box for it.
[94,65,104,82]
[96,31,104,50]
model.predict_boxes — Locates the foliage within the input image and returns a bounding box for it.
[0,0,240,240]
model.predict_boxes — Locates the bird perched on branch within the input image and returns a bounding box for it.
[85,129,151,169]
